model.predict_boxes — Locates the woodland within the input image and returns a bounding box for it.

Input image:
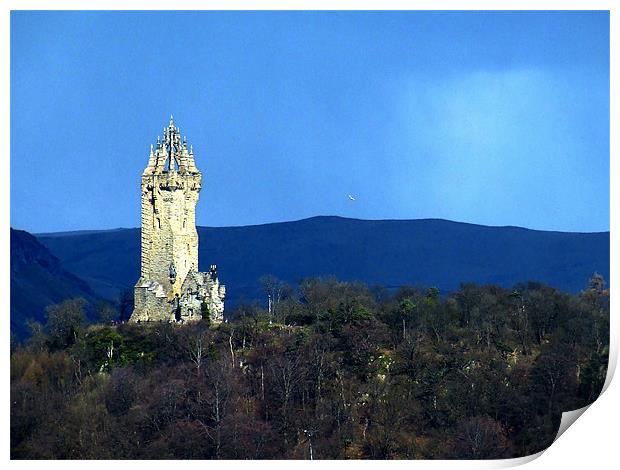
[10,275,609,459]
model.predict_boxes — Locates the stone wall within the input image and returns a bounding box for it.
[139,171,201,296]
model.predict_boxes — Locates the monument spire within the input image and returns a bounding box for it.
[131,116,225,324]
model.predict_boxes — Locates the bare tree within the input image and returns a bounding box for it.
[261,275,293,323]
[95,300,118,325]
[453,416,509,459]
[178,325,213,376]
[205,355,236,458]
[268,343,305,446]
[45,298,86,349]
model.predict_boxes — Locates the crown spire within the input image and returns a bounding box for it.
[146,116,199,175]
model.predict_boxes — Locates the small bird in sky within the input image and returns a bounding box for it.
[348,194,356,201]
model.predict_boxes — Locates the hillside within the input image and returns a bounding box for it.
[10,229,97,339]
[36,216,610,306]
[10,276,610,458]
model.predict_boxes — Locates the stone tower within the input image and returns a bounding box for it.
[130,116,225,324]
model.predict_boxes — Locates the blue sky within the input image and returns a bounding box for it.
[10,11,609,233]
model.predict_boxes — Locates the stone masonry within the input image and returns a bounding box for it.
[130,116,225,324]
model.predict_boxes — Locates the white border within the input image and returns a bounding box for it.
[2,3,615,468]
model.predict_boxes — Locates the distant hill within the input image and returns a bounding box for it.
[35,216,609,309]
[10,228,98,339]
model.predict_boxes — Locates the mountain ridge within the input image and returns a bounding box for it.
[32,215,610,236]
[10,228,98,339]
[34,216,609,309]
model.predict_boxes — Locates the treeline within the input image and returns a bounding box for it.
[11,275,609,459]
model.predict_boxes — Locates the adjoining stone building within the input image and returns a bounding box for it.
[130,116,225,324]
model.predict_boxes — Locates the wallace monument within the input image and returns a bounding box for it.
[130,116,225,324]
